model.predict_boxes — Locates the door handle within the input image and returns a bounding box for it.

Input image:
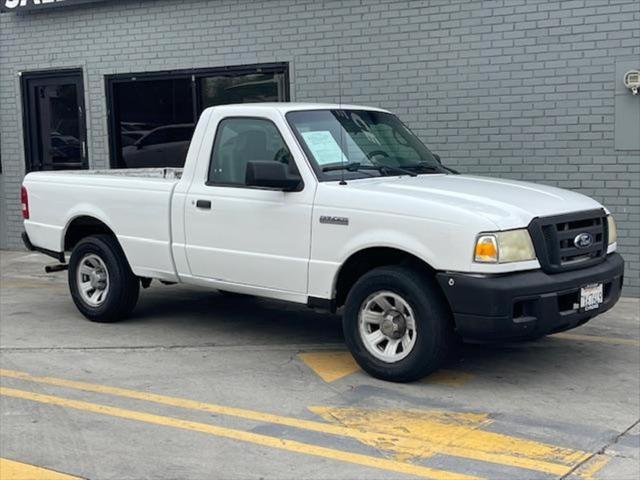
[196,200,212,209]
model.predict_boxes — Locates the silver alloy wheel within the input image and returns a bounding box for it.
[77,253,110,307]
[358,290,417,363]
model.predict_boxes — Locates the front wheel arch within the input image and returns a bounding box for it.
[333,247,440,309]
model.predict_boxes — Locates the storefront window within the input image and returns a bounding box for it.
[114,78,193,169]
[108,64,289,169]
[200,72,287,108]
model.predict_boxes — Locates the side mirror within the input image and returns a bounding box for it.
[245,161,302,191]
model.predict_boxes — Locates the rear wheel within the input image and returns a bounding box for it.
[342,266,453,382]
[68,234,139,323]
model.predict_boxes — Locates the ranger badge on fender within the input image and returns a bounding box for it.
[320,216,349,226]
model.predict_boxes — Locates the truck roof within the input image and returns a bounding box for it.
[204,102,391,115]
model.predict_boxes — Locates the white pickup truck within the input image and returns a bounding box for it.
[22,103,624,382]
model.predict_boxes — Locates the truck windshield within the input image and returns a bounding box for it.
[286,109,446,181]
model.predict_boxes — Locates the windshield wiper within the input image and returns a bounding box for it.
[322,162,417,177]
[399,161,458,175]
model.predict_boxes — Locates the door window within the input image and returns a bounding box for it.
[208,118,293,186]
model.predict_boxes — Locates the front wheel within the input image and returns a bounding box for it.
[342,266,453,382]
[68,234,140,323]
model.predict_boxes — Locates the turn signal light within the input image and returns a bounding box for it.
[474,235,498,262]
[21,186,29,219]
[474,229,537,263]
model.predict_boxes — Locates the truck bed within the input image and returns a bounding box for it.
[23,168,181,281]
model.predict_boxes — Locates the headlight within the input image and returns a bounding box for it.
[474,229,536,263]
[607,215,617,245]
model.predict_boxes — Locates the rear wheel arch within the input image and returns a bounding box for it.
[64,215,138,275]
[64,215,117,252]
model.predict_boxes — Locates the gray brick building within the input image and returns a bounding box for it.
[0,0,638,295]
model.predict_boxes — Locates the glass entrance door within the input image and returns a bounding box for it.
[22,71,87,171]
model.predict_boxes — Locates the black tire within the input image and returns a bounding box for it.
[342,266,453,382]
[68,234,140,323]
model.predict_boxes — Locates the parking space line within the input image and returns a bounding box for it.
[310,406,590,476]
[572,455,610,480]
[551,333,640,347]
[0,369,593,477]
[298,351,363,382]
[298,351,474,386]
[0,368,379,436]
[0,458,81,480]
[0,387,478,480]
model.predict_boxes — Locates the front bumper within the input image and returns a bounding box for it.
[436,253,624,341]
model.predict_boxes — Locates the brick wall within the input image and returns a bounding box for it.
[1,0,638,295]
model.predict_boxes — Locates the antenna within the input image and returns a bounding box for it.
[338,37,347,186]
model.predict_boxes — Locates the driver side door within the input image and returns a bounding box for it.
[184,115,313,294]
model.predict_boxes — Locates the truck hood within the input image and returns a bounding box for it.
[347,174,604,230]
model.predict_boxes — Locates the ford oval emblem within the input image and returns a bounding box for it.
[574,232,594,249]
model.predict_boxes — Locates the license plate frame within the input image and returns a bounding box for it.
[580,283,603,312]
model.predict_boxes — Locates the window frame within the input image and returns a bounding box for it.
[205,116,304,192]
[105,62,290,169]
[21,68,88,172]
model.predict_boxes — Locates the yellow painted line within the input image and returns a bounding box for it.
[551,332,640,347]
[0,368,381,437]
[310,406,590,476]
[298,351,474,386]
[574,454,610,479]
[298,351,360,382]
[0,387,476,480]
[0,369,588,476]
[0,458,80,480]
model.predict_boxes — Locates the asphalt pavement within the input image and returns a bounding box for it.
[1,250,638,480]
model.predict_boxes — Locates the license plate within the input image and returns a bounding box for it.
[580,283,603,311]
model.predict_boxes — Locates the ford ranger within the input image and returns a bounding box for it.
[21,103,624,382]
